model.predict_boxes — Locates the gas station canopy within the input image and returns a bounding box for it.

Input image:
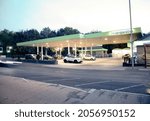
[17,27,142,48]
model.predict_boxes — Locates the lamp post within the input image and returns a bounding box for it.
[129,0,134,69]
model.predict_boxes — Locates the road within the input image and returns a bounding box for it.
[0,62,150,96]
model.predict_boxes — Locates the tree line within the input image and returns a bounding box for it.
[0,26,129,57]
[0,27,80,56]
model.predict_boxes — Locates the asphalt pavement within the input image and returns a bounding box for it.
[1,75,150,104]
[0,58,150,103]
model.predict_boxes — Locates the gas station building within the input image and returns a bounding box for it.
[17,27,142,60]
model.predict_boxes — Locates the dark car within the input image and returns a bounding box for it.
[25,54,36,60]
[43,55,53,60]
[122,54,131,63]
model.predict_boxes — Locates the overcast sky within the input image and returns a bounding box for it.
[0,0,150,33]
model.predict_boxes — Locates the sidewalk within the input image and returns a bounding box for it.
[0,75,150,104]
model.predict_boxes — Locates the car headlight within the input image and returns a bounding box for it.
[146,88,150,94]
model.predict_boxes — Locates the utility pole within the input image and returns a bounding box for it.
[129,0,134,69]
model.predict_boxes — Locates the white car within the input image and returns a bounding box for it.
[146,82,150,94]
[83,55,96,61]
[63,55,82,63]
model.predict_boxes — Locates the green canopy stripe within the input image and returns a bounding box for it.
[17,27,142,46]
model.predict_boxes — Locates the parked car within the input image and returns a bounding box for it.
[63,55,82,63]
[25,54,36,60]
[145,82,150,94]
[122,54,131,59]
[122,54,131,63]
[83,54,96,61]
[43,55,53,60]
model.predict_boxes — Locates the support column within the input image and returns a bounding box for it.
[37,46,39,54]
[75,43,77,57]
[45,47,47,56]
[67,42,70,55]
[41,46,43,60]
[144,45,147,68]
[90,46,93,56]
[56,49,58,56]
[81,47,83,57]
[59,48,62,58]
[85,47,87,55]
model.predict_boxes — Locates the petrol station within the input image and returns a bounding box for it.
[17,27,142,60]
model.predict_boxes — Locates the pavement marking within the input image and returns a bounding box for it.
[100,89,150,97]
[88,89,96,93]
[58,78,80,81]
[115,84,144,91]
[59,84,88,93]
[75,80,111,87]
[0,60,22,64]
[44,78,81,82]
[22,78,29,82]
[139,68,150,71]
[77,86,149,97]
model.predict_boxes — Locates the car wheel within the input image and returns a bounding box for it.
[90,58,94,61]
[64,59,67,63]
[74,60,78,63]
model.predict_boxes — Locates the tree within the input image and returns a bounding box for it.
[40,27,56,38]
[0,29,14,54]
[0,27,80,56]
[64,27,80,35]
[13,29,40,43]
[24,29,40,41]
[57,27,80,36]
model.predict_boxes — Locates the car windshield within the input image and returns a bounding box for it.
[67,55,75,58]
[85,55,91,57]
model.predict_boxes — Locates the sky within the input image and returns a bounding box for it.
[0,0,150,33]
